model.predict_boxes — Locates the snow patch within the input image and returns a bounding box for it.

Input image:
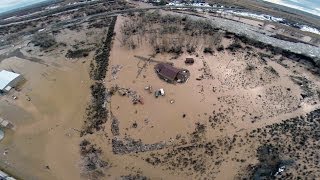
[300,25,320,35]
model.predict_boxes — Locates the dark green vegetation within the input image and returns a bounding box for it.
[31,32,57,49]
[90,17,117,81]
[82,82,107,136]
[79,16,117,180]
[65,48,91,59]
[81,16,117,136]
[80,139,109,179]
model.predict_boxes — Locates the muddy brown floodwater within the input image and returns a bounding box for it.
[0,9,319,179]
[0,24,105,179]
[0,56,91,179]
[92,14,320,179]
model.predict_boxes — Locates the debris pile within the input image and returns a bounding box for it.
[242,109,320,179]
[112,137,166,154]
[80,140,109,179]
[144,85,153,94]
[197,60,213,80]
[111,114,120,136]
[251,144,289,180]
[117,87,144,105]
[111,65,123,80]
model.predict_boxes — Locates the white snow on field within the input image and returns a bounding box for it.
[192,3,210,7]
[226,11,284,22]
[300,25,320,35]
[167,2,210,7]
[45,5,60,10]
[67,0,99,6]
[218,10,320,35]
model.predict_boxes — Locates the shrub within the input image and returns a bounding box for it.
[226,41,242,52]
[31,32,57,49]
[203,47,214,54]
[65,48,91,58]
[245,64,256,71]
[216,45,224,51]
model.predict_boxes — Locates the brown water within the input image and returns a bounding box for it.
[0,13,319,179]
[0,26,98,179]
[97,15,320,179]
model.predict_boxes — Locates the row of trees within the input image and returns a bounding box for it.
[119,12,224,55]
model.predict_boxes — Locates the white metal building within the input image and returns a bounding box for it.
[0,70,22,93]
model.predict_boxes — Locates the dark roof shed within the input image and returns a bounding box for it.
[155,63,180,82]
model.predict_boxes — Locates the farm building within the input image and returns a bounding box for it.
[154,63,190,83]
[0,70,23,93]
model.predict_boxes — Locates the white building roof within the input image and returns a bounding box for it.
[0,70,20,90]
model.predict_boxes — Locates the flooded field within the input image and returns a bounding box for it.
[0,5,319,180]
[81,13,320,179]
[0,24,105,179]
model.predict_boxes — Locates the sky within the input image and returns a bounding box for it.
[0,0,48,13]
[263,0,320,16]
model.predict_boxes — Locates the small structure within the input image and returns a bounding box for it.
[0,70,23,93]
[185,58,194,65]
[0,168,16,180]
[0,117,13,129]
[0,129,4,141]
[154,63,190,83]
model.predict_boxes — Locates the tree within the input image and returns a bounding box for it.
[31,32,57,49]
